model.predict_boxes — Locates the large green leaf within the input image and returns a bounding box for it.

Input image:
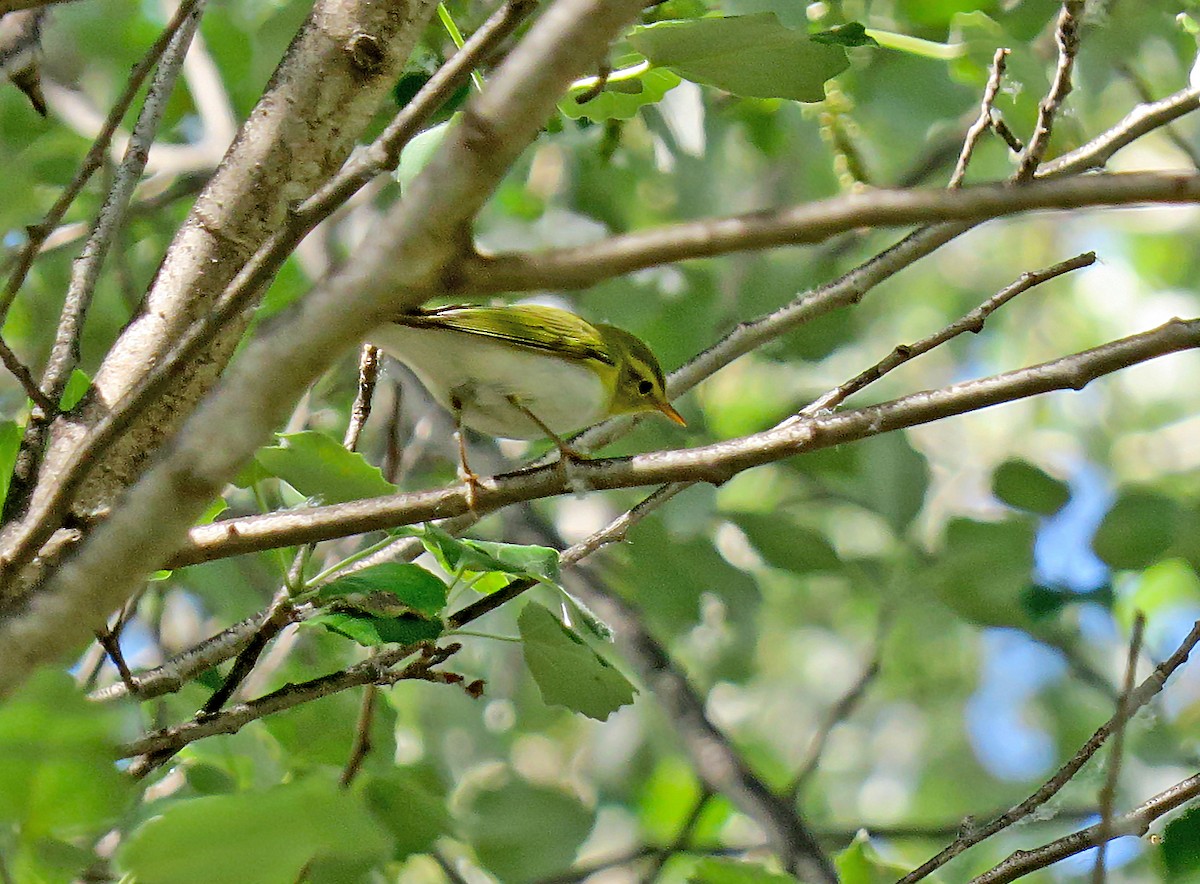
[462,776,595,883]
[254,431,396,503]
[317,562,448,618]
[118,778,391,884]
[629,14,849,102]
[1161,805,1200,879]
[0,671,134,841]
[519,602,636,720]
[362,766,451,859]
[929,517,1037,629]
[991,459,1070,515]
[1093,490,1180,570]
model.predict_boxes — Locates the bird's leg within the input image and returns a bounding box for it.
[449,393,483,509]
[505,395,586,463]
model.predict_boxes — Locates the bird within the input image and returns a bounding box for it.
[370,304,686,496]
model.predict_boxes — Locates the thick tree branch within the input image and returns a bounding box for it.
[166,317,1200,566]
[0,0,655,696]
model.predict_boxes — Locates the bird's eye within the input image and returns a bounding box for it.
[638,380,653,395]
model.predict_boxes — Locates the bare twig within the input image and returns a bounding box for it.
[898,619,1200,884]
[950,48,1010,188]
[1115,63,1200,168]
[799,250,1096,415]
[339,683,379,788]
[1014,1,1084,181]
[0,338,54,413]
[971,772,1200,884]
[1091,612,1146,883]
[122,642,459,767]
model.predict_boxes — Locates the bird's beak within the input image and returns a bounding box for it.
[655,400,687,426]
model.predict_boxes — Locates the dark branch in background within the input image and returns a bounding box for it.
[971,772,1200,884]
[1091,613,1146,883]
[1014,0,1083,181]
[949,47,1011,188]
[1116,63,1200,168]
[898,619,1200,884]
[339,683,379,788]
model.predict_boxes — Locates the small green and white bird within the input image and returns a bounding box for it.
[370,304,685,485]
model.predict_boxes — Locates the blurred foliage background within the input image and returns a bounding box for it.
[6,0,1200,882]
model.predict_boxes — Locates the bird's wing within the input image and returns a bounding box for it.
[393,305,614,365]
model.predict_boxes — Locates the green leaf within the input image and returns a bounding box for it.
[0,419,20,508]
[811,22,878,48]
[463,777,595,883]
[317,563,448,618]
[734,512,841,573]
[59,368,91,411]
[1094,490,1180,570]
[1115,559,1200,632]
[1163,805,1200,878]
[929,517,1037,629]
[0,670,135,840]
[396,116,455,189]
[306,610,443,647]
[362,767,451,859]
[689,857,797,882]
[561,65,681,122]
[855,432,929,533]
[991,459,1070,515]
[420,524,560,583]
[629,14,849,102]
[519,602,636,720]
[118,778,391,884]
[254,431,395,504]
[836,831,915,883]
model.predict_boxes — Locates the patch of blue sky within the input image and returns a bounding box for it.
[967,629,1067,780]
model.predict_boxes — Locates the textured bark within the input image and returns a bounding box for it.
[8,0,438,522]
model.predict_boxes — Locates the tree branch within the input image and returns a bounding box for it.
[461,171,1200,293]
[167,317,1200,566]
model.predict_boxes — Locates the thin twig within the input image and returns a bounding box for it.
[1091,612,1145,883]
[897,618,1200,884]
[950,48,1010,188]
[0,338,54,412]
[798,251,1096,415]
[0,0,200,315]
[971,771,1200,884]
[1014,1,1084,181]
[93,626,136,694]
[339,683,379,787]
[1115,63,1200,168]
[787,627,885,801]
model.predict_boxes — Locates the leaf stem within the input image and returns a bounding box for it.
[865,28,965,60]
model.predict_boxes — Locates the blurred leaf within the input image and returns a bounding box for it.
[836,831,914,883]
[519,602,636,720]
[991,459,1070,515]
[853,432,930,533]
[1115,559,1200,632]
[462,777,595,883]
[0,419,20,508]
[0,670,134,840]
[317,563,448,618]
[1161,805,1200,879]
[930,517,1037,629]
[1094,490,1180,570]
[561,65,681,122]
[734,512,841,572]
[689,857,797,882]
[396,117,455,189]
[629,14,849,102]
[254,431,396,503]
[59,368,91,411]
[812,23,878,48]
[118,778,391,884]
[362,766,450,859]
[184,763,238,796]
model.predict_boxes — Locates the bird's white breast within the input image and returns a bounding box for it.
[370,324,610,439]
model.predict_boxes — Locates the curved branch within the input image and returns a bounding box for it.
[169,317,1200,566]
